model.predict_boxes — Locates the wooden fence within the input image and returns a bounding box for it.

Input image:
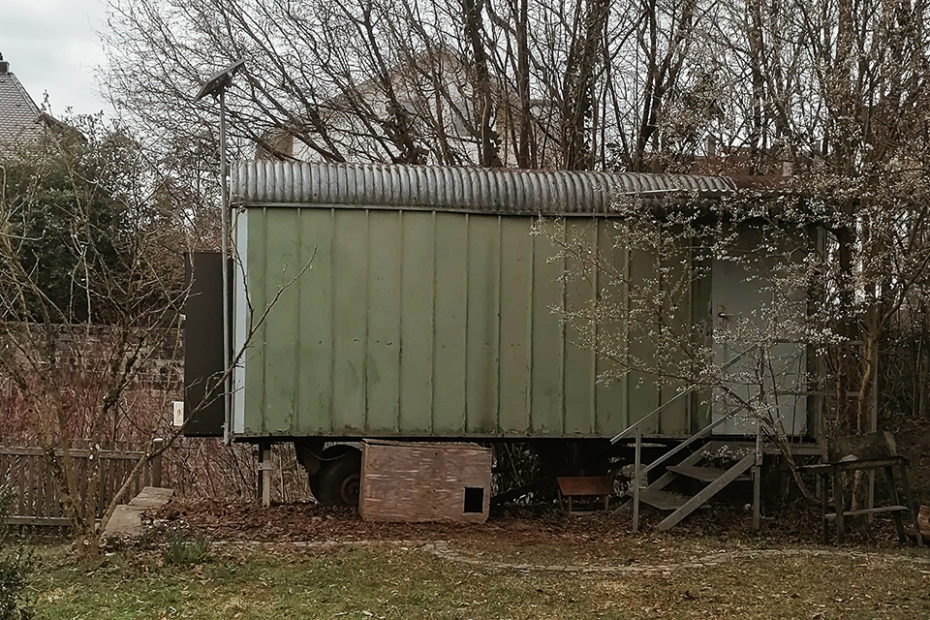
[0,442,163,527]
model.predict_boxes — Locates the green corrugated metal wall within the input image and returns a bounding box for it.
[236,206,709,439]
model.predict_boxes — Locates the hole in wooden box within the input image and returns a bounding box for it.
[463,487,484,513]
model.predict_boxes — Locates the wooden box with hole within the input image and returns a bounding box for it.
[359,440,492,523]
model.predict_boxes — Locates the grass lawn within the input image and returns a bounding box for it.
[31,537,930,619]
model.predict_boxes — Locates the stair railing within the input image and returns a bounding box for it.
[611,345,761,532]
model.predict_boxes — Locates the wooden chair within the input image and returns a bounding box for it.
[805,432,922,545]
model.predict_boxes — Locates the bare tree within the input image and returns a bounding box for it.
[103,0,728,171]
[0,118,308,556]
[100,0,930,448]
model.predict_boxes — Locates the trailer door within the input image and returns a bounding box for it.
[710,228,808,436]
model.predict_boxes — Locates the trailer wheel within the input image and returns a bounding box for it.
[313,450,361,507]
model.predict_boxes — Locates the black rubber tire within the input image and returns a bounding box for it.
[314,451,361,507]
[308,472,323,500]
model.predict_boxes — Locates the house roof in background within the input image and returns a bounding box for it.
[0,54,43,148]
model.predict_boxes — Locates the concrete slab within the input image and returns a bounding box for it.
[127,487,175,509]
[103,487,174,540]
[105,504,143,536]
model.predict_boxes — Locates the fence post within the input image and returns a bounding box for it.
[152,438,164,487]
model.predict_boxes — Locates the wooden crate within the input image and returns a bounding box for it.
[360,440,491,523]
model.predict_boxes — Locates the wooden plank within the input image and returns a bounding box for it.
[667,464,751,482]
[626,234,661,435]
[657,454,756,531]
[824,505,908,519]
[0,446,145,459]
[639,488,690,510]
[33,457,46,520]
[1,443,155,526]
[15,455,25,516]
[557,476,613,496]
[23,453,34,517]
[5,516,70,526]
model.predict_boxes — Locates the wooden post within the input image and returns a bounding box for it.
[632,430,642,533]
[257,443,272,507]
[834,466,846,544]
[151,438,164,488]
[867,349,878,522]
[821,469,830,544]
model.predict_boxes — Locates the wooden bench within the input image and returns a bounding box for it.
[557,476,613,514]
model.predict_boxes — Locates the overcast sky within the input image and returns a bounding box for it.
[2,0,111,118]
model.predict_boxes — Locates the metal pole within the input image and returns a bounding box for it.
[220,90,232,445]
[633,431,642,533]
[753,422,762,530]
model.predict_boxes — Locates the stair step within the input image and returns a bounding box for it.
[667,465,751,482]
[638,489,690,510]
[824,505,909,520]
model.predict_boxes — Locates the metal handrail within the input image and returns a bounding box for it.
[627,400,756,532]
[610,344,760,444]
[610,388,693,444]
[638,404,749,478]
[619,344,763,533]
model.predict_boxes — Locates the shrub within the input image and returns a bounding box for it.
[0,485,34,620]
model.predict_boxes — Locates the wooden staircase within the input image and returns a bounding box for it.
[632,440,757,531]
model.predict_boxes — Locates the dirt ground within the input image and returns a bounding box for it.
[150,494,911,552]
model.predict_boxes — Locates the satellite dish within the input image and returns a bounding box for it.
[195,59,246,101]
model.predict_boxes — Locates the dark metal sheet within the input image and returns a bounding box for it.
[183,252,229,437]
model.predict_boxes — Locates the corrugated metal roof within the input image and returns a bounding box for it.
[231,161,736,215]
